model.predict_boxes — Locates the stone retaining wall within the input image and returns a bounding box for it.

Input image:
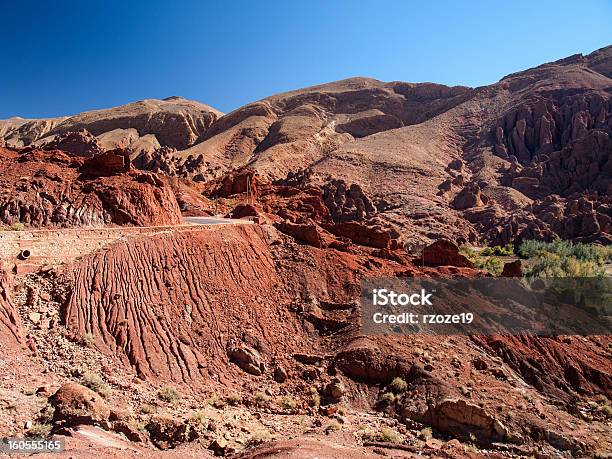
[0,224,225,274]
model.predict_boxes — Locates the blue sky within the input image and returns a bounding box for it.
[1,0,611,118]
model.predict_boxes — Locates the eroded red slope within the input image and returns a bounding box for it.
[62,226,315,386]
[0,261,22,346]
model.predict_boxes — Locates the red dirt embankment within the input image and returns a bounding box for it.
[0,260,22,346]
[62,225,315,387]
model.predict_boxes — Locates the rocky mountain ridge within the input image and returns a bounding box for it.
[4,47,610,246]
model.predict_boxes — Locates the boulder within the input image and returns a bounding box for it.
[275,221,327,248]
[323,377,346,402]
[453,184,483,210]
[422,240,474,268]
[324,222,392,249]
[420,398,507,444]
[79,149,131,177]
[273,366,288,383]
[227,344,265,376]
[447,159,464,171]
[501,260,522,277]
[438,179,452,192]
[50,383,111,427]
[227,203,261,219]
[334,338,412,384]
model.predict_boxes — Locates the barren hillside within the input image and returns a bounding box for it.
[4,47,610,246]
[0,47,610,458]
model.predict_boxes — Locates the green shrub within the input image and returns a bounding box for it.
[518,239,611,264]
[599,404,612,419]
[82,333,95,347]
[277,395,296,410]
[459,245,477,259]
[524,253,604,278]
[140,403,156,414]
[378,392,396,405]
[460,245,505,276]
[389,377,408,393]
[481,243,514,256]
[226,393,242,406]
[247,427,272,445]
[157,386,181,403]
[190,410,207,425]
[255,391,270,405]
[473,256,504,276]
[81,371,111,398]
[10,222,25,231]
[208,394,226,408]
[325,420,342,432]
[38,405,55,424]
[26,423,52,437]
[419,426,432,440]
[379,426,402,443]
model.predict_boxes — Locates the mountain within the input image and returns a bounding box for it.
[0,47,611,457]
[0,96,222,151]
[3,47,610,247]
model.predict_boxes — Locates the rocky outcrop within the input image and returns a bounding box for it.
[50,383,111,427]
[324,222,394,249]
[421,240,474,268]
[322,179,376,222]
[477,193,612,244]
[258,184,332,224]
[531,194,612,243]
[490,88,611,244]
[212,169,258,198]
[405,397,507,444]
[130,145,178,175]
[453,183,484,210]
[40,129,104,157]
[334,338,412,383]
[494,94,611,169]
[0,147,182,227]
[501,260,522,277]
[398,367,508,444]
[79,149,131,176]
[227,344,265,376]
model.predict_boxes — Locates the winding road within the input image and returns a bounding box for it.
[182,216,253,225]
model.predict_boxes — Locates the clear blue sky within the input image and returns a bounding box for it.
[1,0,611,118]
